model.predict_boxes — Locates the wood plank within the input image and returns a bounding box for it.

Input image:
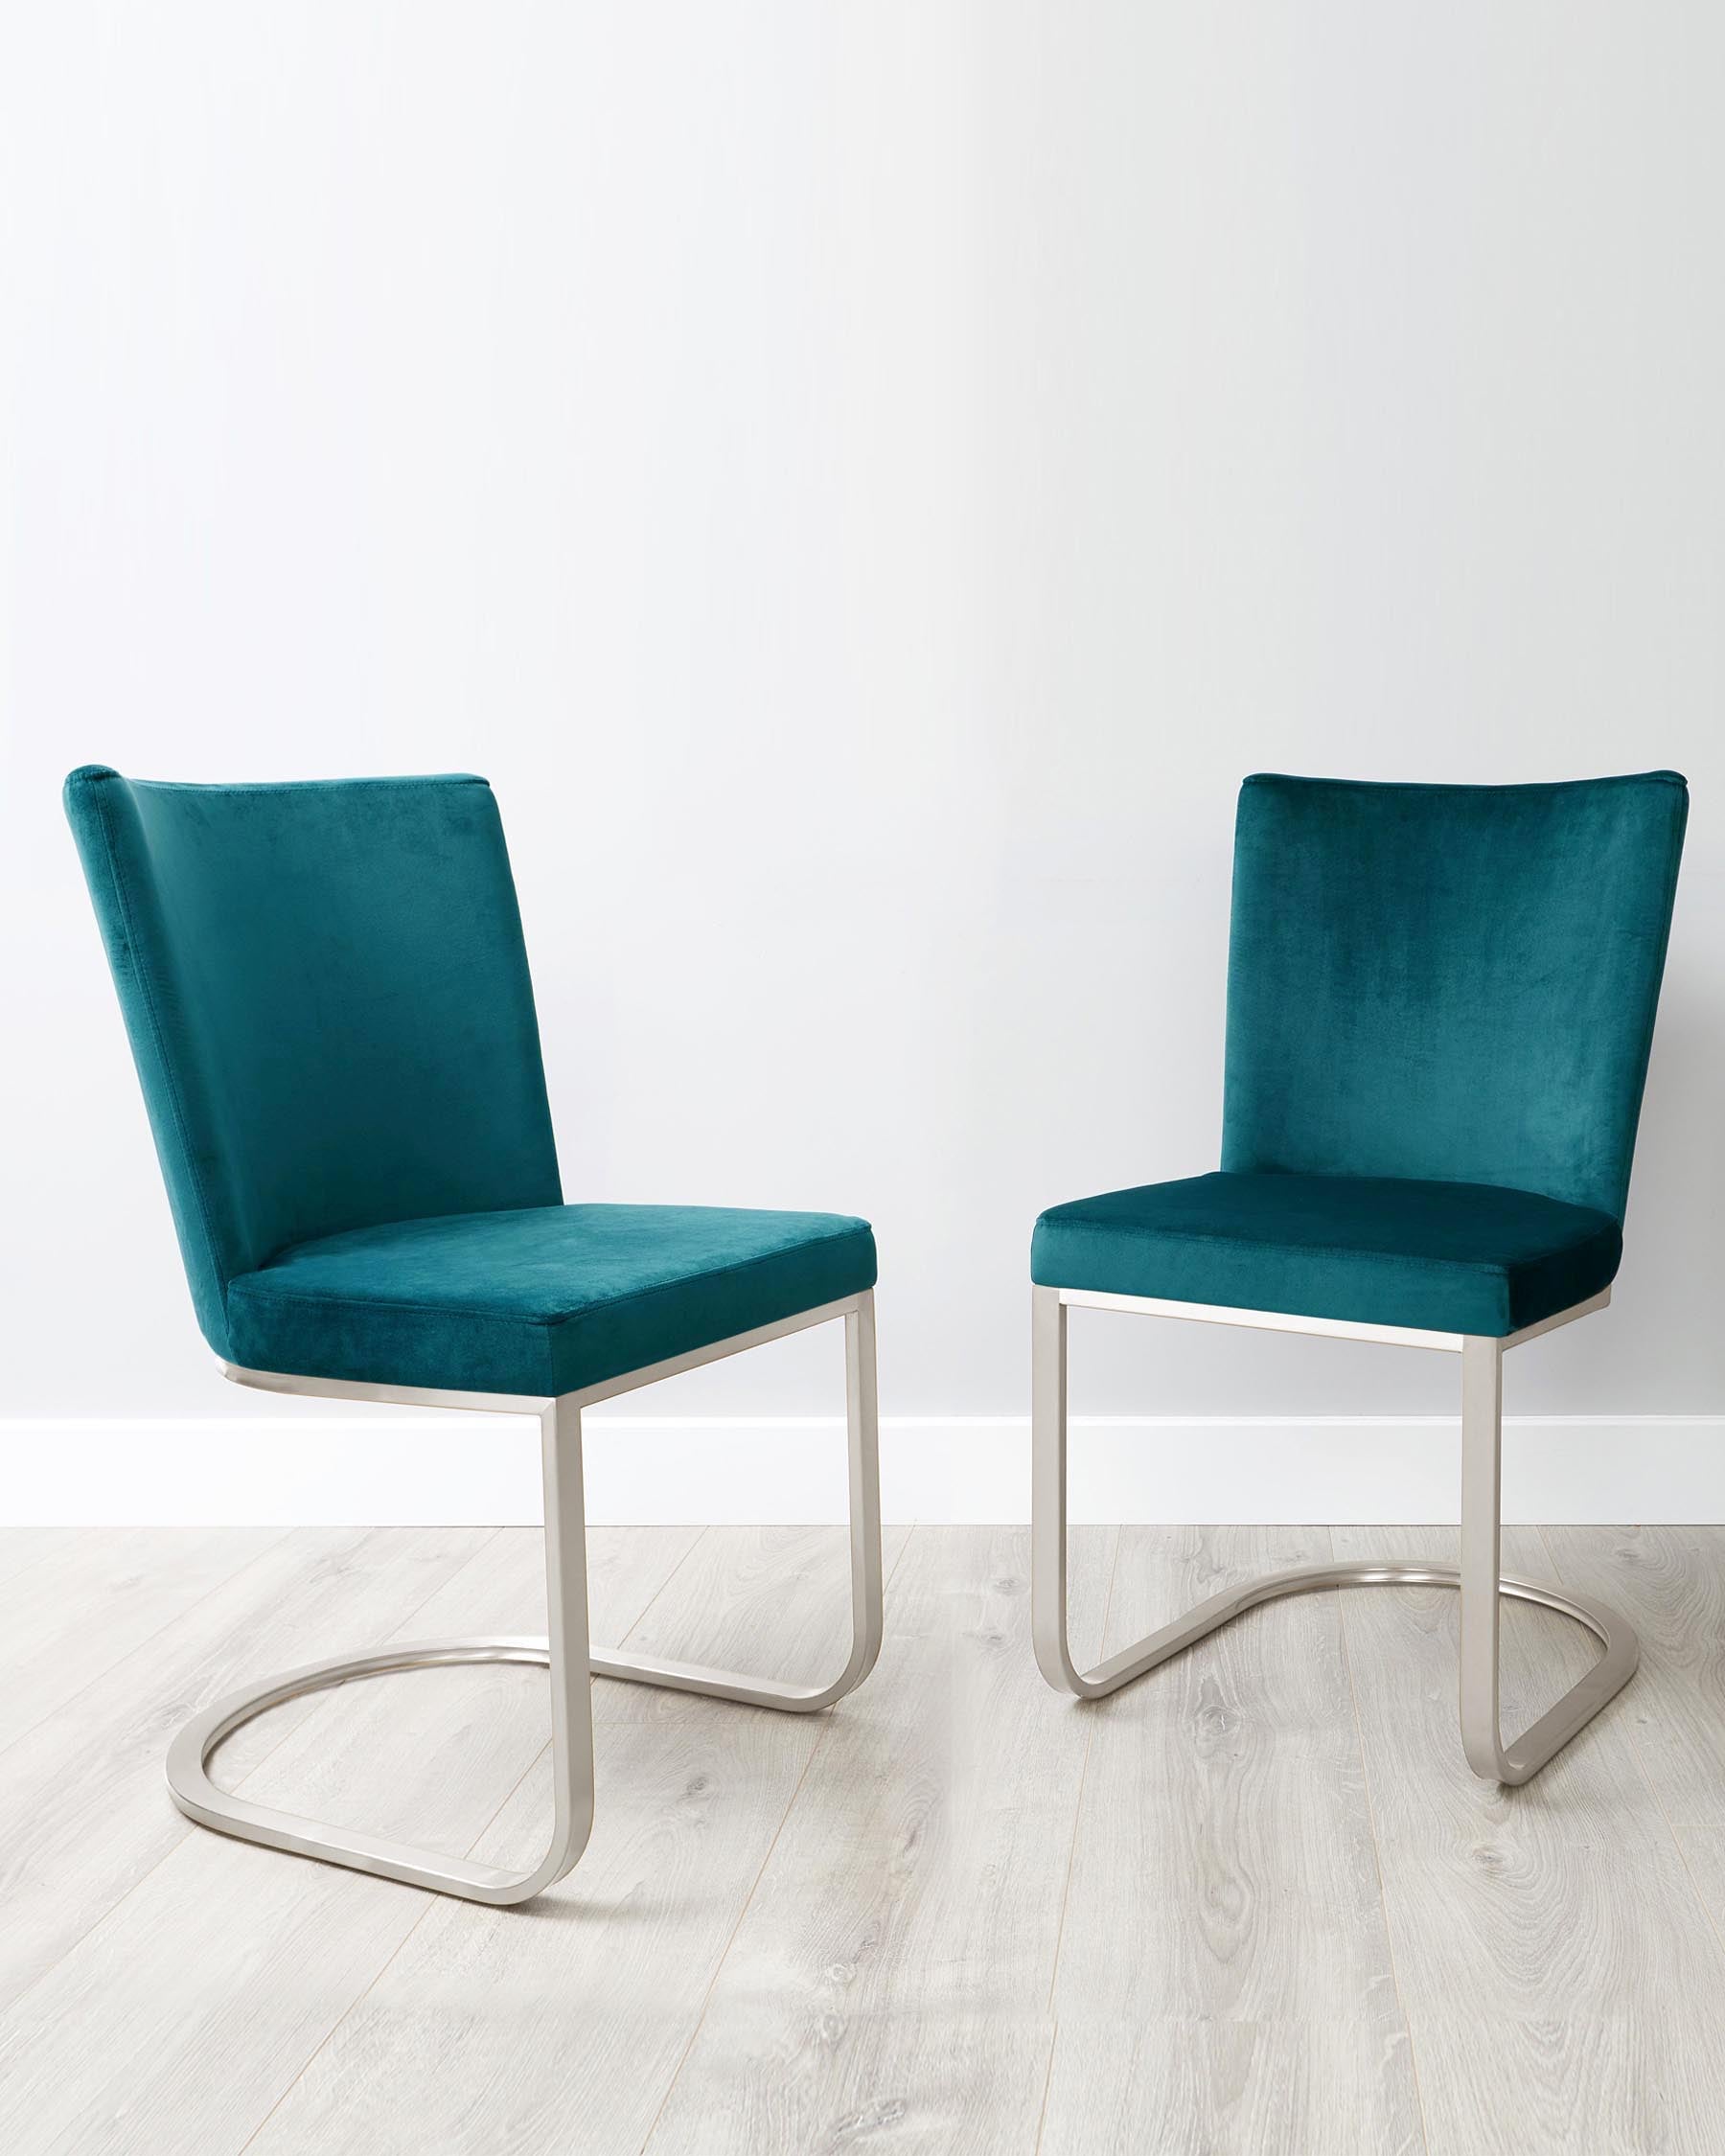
[242,1717,827,2156]
[658,2012,1054,2156]
[236,1526,893,2155]
[231,1524,701,1828]
[597,1522,913,1722]
[1039,2020,1425,2156]
[0,1525,698,2156]
[1052,1525,1402,2025]
[1407,2005,1725,2156]
[1332,1525,1725,2025]
[11,1523,1725,2153]
[0,1525,495,2012]
[1539,1525,1725,1927]
[0,1529,77,1589]
[639,1526,1116,2155]
[0,1525,289,1755]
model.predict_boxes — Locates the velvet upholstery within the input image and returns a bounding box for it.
[66,766,875,1393]
[1033,772,1686,1337]
[226,1204,877,1397]
[1031,1173,1621,1338]
[1222,773,1687,1219]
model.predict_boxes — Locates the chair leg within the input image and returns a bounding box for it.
[1029,1285,1639,1782]
[167,1391,598,1904]
[167,1295,884,1903]
[589,1292,886,1709]
[1456,1332,1639,1783]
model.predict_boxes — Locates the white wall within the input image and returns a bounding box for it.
[4,4,1722,1522]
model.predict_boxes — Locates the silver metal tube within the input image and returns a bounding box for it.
[167,1292,884,1902]
[1030,1288,1639,1783]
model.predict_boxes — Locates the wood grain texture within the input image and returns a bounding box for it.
[1332,1525,1725,2028]
[1540,1526,1725,1929]
[0,1529,76,1589]
[236,1531,832,2154]
[639,1526,1114,2155]
[596,1522,913,1724]
[222,1525,694,1827]
[0,1525,696,2156]
[655,2009,1056,2156]
[1407,2006,1725,2156]
[0,1525,495,2011]
[5,1525,1724,2156]
[0,1525,288,1755]
[1039,2020,1426,2156]
[242,1716,826,2156]
[1052,1525,1401,2025]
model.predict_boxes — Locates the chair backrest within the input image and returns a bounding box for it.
[1221,771,1687,1222]
[65,767,562,1360]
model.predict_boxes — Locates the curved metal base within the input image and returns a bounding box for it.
[1033,1558,1640,1787]
[167,1612,883,1905]
[169,1639,570,1904]
[169,1292,884,1905]
[1031,1285,1641,1786]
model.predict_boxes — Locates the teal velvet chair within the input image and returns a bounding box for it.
[1030,772,1687,1783]
[65,766,883,1904]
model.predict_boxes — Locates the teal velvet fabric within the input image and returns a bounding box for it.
[1222,772,1687,1221]
[1034,772,1686,1336]
[65,768,562,1363]
[226,1204,878,1396]
[1031,1173,1622,1337]
[67,766,877,1394]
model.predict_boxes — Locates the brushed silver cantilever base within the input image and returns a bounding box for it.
[167,1293,883,1905]
[1031,1283,1639,1785]
[1030,1553,1638,1786]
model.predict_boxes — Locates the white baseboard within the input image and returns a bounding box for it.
[3,1413,1723,1526]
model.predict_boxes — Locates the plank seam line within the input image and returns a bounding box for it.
[0,1525,503,2028]
[608,1523,714,1665]
[233,1521,690,2156]
[1535,1524,1725,1977]
[1031,2017,1061,2156]
[634,1525,920,2156]
[0,1523,302,1774]
[1333,1526,1434,2156]
[1043,1527,1122,2017]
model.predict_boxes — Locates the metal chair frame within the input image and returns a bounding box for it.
[1030,1283,1635,1783]
[167,1292,882,1904]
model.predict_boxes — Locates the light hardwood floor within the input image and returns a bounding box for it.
[0,1524,1722,2154]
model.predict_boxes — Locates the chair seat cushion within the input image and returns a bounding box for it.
[1030,1173,1621,1337]
[227,1204,877,1398]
